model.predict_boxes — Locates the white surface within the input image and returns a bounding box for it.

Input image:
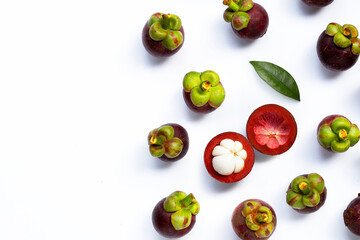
[1,0,360,239]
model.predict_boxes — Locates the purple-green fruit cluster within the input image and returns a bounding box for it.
[182,70,225,114]
[317,23,360,71]
[142,13,184,57]
[286,173,327,214]
[317,115,359,153]
[223,0,269,40]
[152,191,200,238]
[148,123,189,162]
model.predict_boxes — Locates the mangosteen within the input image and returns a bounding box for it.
[246,104,297,155]
[232,199,277,240]
[142,12,184,57]
[204,132,255,183]
[317,23,360,71]
[152,191,200,238]
[148,123,189,162]
[317,114,359,153]
[223,0,269,40]
[344,193,360,236]
[183,70,225,114]
[301,0,334,7]
[286,173,327,214]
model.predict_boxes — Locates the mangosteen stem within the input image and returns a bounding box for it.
[180,193,195,207]
[201,81,211,91]
[255,213,269,223]
[223,0,240,11]
[339,129,348,140]
[149,135,164,146]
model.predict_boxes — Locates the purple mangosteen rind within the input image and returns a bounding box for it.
[232,199,276,240]
[223,0,269,40]
[148,123,189,162]
[182,70,225,114]
[317,23,360,71]
[301,0,334,7]
[344,193,360,236]
[142,12,184,57]
[317,115,360,153]
[286,173,327,214]
[152,191,199,238]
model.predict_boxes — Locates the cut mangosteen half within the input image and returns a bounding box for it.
[204,132,255,183]
[246,104,297,155]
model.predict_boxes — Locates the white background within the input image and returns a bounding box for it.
[1,0,360,239]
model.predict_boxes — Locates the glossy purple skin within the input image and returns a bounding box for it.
[287,174,327,214]
[142,23,185,57]
[158,123,189,162]
[152,198,196,238]
[232,3,269,40]
[344,194,360,236]
[232,199,276,240]
[317,31,359,71]
[301,0,334,7]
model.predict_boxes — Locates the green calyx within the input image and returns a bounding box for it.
[325,23,360,55]
[183,70,225,108]
[148,125,183,158]
[223,0,253,30]
[241,201,275,238]
[163,191,200,231]
[286,173,325,209]
[147,13,183,51]
[317,117,360,153]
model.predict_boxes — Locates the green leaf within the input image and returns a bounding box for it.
[250,61,300,101]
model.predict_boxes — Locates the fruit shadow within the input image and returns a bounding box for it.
[144,53,168,66]
[225,28,257,49]
[201,167,239,193]
[317,62,343,80]
[297,1,322,16]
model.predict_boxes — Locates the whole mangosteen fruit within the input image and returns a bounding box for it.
[183,70,225,114]
[317,23,360,71]
[204,132,255,183]
[301,0,334,7]
[286,173,327,214]
[148,123,189,162]
[246,104,297,155]
[317,114,359,153]
[152,191,200,238]
[223,0,269,40]
[232,199,277,240]
[142,12,184,57]
[344,193,360,236]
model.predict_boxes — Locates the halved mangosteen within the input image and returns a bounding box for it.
[152,191,199,238]
[246,104,297,155]
[204,132,255,183]
[232,199,277,240]
[148,123,189,162]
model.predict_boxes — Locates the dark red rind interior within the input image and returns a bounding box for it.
[158,123,189,162]
[152,198,196,238]
[204,132,255,183]
[142,23,185,58]
[232,3,269,40]
[317,31,359,71]
[287,174,327,214]
[246,104,297,155]
[231,199,277,240]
